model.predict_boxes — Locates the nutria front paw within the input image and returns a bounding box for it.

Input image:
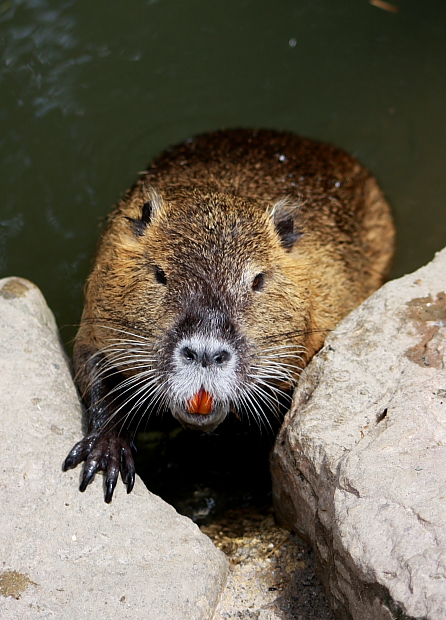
[63,433,136,503]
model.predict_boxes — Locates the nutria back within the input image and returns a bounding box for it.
[63,129,394,502]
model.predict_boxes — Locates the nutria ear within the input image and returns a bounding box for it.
[271,198,303,250]
[141,200,154,223]
[127,186,163,236]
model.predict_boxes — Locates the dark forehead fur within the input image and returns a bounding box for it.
[156,189,274,254]
[142,128,369,230]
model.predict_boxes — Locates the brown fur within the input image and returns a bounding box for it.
[64,129,394,502]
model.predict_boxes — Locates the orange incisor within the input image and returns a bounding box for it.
[188,388,213,415]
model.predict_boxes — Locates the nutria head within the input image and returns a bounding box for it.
[86,185,314,433]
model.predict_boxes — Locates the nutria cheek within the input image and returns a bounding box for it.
[188,388,213,414]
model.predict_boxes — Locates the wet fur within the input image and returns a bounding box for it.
[63,129,395,502]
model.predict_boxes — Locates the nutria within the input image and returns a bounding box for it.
[63,129,394,502]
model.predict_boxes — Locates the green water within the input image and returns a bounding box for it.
[1,0,445,339]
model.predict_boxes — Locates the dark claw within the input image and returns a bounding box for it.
[104,450,120,503]
[62,453,78,471]
[126,471,135,494]
[63,432,136,502]
[105,475,117,504]
[121,465,135,493]
[121,449,136,494]
[79,459,99,492]
[62,436,95,471]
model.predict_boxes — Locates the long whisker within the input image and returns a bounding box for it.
[78,320,308,438]
[94,373,168,435]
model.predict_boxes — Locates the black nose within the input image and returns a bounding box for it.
[180,345,231,368]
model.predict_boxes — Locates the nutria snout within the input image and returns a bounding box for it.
[63,128,395,502]
[171,334,237,431]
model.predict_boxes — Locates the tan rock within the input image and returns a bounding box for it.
[0,277,228,620]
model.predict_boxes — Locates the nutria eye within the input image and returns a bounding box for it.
[252,273,265,291]
[154,266,167,285]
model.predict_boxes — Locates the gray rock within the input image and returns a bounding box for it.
[0,277,228,620]
[271,248,446,620]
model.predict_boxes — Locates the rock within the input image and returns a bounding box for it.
[206,508,336,620]
[0,277,228,620]
[271,247,446,620]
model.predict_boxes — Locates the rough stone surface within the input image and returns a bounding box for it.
[204,508,336,620]
[271,247,446,620]
[0,277,228,620]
